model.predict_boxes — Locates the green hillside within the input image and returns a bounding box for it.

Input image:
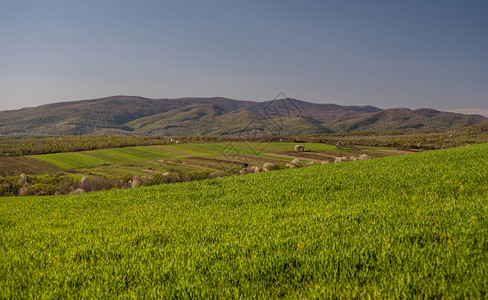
[327,108,487,132]
[1,144,487,297]
[126,104,333,136]
[0,96,485,136]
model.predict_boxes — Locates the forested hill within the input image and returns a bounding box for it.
[0,95,485,136]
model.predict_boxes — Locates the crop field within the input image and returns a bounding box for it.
[2,141,373,197]
[1,143,487,297]
[26,142,381,178]
[0,156,62,177]
[34,146,187,170]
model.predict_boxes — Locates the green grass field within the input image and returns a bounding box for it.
[2,144,487,297]
[34,146,187,169]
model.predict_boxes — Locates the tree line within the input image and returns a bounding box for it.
[0,136,232,157]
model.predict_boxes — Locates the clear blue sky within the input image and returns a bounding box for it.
[1,0,487,111]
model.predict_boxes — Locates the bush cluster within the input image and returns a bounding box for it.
[0,169,238,197]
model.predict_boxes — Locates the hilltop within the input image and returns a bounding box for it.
[0,96,485,136]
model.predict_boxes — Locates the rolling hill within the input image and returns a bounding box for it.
[0,96,485,136]
[1,143,488,297]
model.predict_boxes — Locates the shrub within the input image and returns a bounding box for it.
[19,187,36,196]
[182,171,211,182]
[267,163,287,171]
[336,141,347,149]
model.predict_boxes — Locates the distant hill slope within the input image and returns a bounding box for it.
[126,104,333,136]
[325,108,487,132]
[0,96,485,136]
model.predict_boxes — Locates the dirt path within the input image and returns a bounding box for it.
[189,156,245,165]
[301,152,337,159]
[219,154,289,164]
[377,149,414,155]
[264,153,327,163]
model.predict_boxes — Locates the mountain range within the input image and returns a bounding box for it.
[0,96,486,136]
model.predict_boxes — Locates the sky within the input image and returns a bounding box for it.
[1,0,487,113]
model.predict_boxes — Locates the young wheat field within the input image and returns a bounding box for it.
[1,143,487,298]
